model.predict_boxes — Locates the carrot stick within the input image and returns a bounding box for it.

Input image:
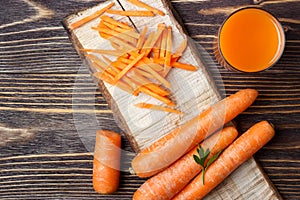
[172,62,197,71]
[93,130,121,194]
[134,103,182,114]
[103,21,139,39]
[114,53,145,83]
[138,63,171,88]
[152,33,162,58]
[160,28,167,58]
[106,10,155,17]
[69,2,114,30]
[145,84,170,96]
[95,26,137,45]
[174,121,275,200]
[174,38,187,56]
[141,31,155,54]
[133,126,238,199]
[100,15,133,30]
[144,23,165,56]
[136,26,148,49]
[139,87,174,106]
[164,26,172,67]
[131,89,258,177]
[80,49,124,57]
[127,0,165,16]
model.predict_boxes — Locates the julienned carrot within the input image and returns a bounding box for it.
[135,102,182,114]
[174,39,188,56]
[131,89,258,178]
[93,130,121,194]
[69,2,115,30]
[133,126,238,200]
[80,49,124,57]
[114,53,145,83]
[136,26,148,49]
[106,9,155,17]
[100,15,132,30]
[127,0,165,16]
[173,120,275,200]
[139,86,174,106]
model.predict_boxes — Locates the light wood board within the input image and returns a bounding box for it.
[63,0,282,199]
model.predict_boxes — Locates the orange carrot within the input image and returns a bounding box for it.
[136,26,148,49]
[131,89,258,177]
[93,130,121,194]
[69,2,115,30]
[173,120,275,200]
[133,126,238,200]
[106,10,155,17]
[139,86,174,106]
[80,49,124,57]
[135,102,182,114]
[100,15,133,30]
[114,52,145,82]
[172,62,197,71]
[127,0,165,16]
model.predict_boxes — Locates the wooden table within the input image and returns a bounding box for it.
[0,0,299,199]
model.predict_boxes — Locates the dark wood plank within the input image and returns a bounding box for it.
[0,0,299,199]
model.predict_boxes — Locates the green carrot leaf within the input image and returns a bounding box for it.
[193,145,222,185]
[206,150,222,169]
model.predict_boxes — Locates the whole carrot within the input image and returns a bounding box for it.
[131,89,258,178]
[173,120,275,200]
[93,130,121,194]
[133,126,238,200]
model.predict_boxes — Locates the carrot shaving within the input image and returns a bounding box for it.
[106,10,155,17]
[135,103,182,114]
[127,0,165,16]
[69,2,115,30]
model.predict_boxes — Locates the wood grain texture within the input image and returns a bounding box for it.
[0,0,299,199]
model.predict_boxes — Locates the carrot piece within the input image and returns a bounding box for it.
[152,33,162,58]
[174,121,275,200]
[174,38,188,56]
[103,21,139,39]
[106,10,155,17]
[136,57,164,71]
[165,26,172,67]
[139,87,174,106]
[135,103,182,114]
[69,2,115,30]
[141,31,155,54]
[131,89,258,177]
[159,27,167,58]
[127,0,165,16]
[95,26,137,45]
[93,130,121,194]
[136,26,148,50]
[144,23,165,56]
[80,49,124,57]
[172,62,197,71]
[145,84,170,96]
[138,63,171,88]
[133,126,238,199]
[100,15,133,30]
[114,53,145,83]
[109,36,137,51]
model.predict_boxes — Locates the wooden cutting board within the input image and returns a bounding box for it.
[63,0,282,199]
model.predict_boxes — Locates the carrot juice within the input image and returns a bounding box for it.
[217,8,285,72]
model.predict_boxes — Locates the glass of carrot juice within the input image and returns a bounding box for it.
[215,7,285,73]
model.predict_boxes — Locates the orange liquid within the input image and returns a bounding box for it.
[219,8,284,72]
